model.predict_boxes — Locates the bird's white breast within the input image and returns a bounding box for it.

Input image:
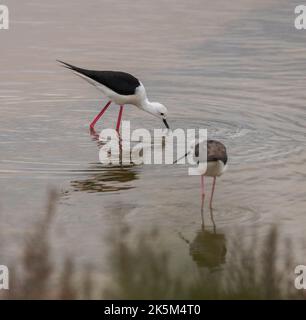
[206,161,227,177]
[195,160,227,177]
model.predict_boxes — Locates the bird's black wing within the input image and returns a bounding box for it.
[57,60,140,95]
[207,140,228,165]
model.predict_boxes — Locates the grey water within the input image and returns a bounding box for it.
[1,0,306,275]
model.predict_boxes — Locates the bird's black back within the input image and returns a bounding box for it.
[57,60,140,95]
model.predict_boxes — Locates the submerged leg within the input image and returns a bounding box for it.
[209,177,216,209]
[201,175,205,227]
[116,105,124,132]
[201,175,205,197]
[210,207,216,233]
[90,100,112,129]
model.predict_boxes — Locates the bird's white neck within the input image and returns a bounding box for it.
[138,98,156,115]
[135,82,158,115]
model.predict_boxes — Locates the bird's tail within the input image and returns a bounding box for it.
[56,60,97,86]
[56,60,84,73]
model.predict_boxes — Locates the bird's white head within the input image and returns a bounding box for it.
[145,102,169,129]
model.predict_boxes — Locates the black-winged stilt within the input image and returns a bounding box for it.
[175,140,228,209]
[57,60,169,132]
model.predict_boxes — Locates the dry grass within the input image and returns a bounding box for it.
[0,191,304,300]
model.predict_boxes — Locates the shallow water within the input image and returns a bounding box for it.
[1,0,306,274]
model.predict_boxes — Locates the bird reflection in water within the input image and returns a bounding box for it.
[70,163,138,193]
[89,126,100,141]
[179,202,226,270]
[89,125,166,167]
[68,128,140,193]
[89,126,144,166]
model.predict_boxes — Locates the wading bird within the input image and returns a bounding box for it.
[57,61,169,132]
[175,140,228,208]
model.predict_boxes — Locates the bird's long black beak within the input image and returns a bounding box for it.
[173,152,189,164]
[163,118,170,129]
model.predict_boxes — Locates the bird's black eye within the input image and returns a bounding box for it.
[160,113,164,116]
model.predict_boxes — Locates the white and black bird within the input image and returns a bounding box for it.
[175,140,228,208]
[57,60,169,132]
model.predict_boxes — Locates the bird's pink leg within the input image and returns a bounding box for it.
[209,177,216,209]
[90,100,112,130]
[201,175,205,198]
[116,105,124,132]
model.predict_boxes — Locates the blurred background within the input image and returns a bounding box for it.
[0,0,306,298]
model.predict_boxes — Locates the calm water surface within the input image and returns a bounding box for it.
[1,0,306,273]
